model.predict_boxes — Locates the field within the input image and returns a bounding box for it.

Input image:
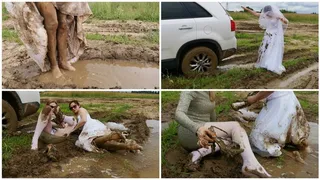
[162,12,318,89]
[3,92,159,178]
[161,91,318,178]
[2,2,159,89]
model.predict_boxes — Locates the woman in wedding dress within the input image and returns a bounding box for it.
[68,100,142,152]
[241,5,288,74]
[247,91,310,157]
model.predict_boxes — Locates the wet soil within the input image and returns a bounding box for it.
[2,20,159,89]
[162,92,318,178]
[3,97,159,178]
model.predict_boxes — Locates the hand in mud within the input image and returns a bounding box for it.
[197,126,216,148]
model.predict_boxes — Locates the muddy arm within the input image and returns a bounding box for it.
[241,6,260,17]
[247,91,274,104]
[72,109,87,132]
[175,92,201,134]
[210,108,216,122]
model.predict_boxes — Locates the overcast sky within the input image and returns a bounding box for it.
[221,2,318,14]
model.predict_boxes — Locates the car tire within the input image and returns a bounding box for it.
[181,47,218,77]
[2,100,19,133]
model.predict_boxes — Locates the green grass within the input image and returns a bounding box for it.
[2,2,9,21]
[161,121,179,165]
[2,132,32,165]
[215,92,239,115]
[99,104,133,122]
[161,91,180,106]
[41,91,159,99]
[86,30,159,45]
[89,2,159,22]
[2,28,22,44]
[230,12,318,24]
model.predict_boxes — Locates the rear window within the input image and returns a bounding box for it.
[183,2,212,18]
[161,2,191,20]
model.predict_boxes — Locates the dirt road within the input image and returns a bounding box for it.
[2,20,159,89]
[3,97,159,178]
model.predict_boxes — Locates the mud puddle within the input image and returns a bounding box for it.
[50,120,159,178]
[264,63,318,89]
[258,122,318,178]
[38,60,159,89]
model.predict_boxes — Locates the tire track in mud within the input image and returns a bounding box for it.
[2,20,159,89]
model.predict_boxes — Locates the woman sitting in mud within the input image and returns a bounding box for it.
[241,5,288,75]
[244,91,310,157]
[68,100,143,152]
[6,2,92,78]
[175,91,270,178]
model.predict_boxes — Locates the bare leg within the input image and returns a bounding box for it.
[57,11,75,71]
[35,2,62,78]
[203,121,271,178]
[94,132,124,145]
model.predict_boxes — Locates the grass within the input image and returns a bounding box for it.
[161,91,180,106]
[88,2,159,22]
[41,91,158,99]
[86,30,159,45]
[161,121,179,165]
[2,2,9,21]
[215,92,239,115]
[2,132,32,165]
[2,28,22,44]
[99,104,133,122]
[230,12,318,24]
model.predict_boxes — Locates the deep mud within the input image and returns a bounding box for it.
[3,97,159,178]
[2,20,159,89]
[162,92,318,178]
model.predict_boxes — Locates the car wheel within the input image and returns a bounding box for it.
[2,100,19,133]
[181,47,218,77]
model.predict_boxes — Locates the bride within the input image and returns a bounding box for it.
[68,100,142,152]
[241,5,288,75]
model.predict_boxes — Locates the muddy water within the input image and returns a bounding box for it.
[50,120,159,178]
[38,60,159,89]
[258,122,318,178]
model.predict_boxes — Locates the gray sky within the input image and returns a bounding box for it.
[221,2,318,14]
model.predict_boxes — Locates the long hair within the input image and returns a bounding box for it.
[209,91,215,102]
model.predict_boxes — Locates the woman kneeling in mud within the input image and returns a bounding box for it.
[176,91,270,178]
[68,100,142,152]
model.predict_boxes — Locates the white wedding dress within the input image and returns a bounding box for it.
[256,5,288,75]
[250,91,310,157]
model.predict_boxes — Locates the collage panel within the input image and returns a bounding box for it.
[161,2,318,89]
[2,91,159,178]
[3,2,159,89]
[162,91,318,178]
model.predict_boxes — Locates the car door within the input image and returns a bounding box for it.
[161,2,196,61]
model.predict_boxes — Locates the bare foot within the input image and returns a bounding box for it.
[60,61,76,71]
[52,66,63,78]
[242,163,271,178]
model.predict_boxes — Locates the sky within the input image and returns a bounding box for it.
[221,2,318,14]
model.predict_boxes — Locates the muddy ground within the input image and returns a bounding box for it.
[162,19,318,89]
[2,19,159,89]
[3,97,159,178]
[162,92,318,178]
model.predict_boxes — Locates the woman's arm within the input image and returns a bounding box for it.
[247,91,274,104]
[241,6,260,17]
[72,108,87,131]
[175,92,201,134]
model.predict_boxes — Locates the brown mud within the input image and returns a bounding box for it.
[3,97,159,178]
[162,92,318,178]
[2,20,159,89]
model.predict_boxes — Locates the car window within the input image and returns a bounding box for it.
[161,2,191,20]
[183,2,212,18]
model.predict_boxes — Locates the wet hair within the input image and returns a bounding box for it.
[263,5,272,13]
[69,100,80,108]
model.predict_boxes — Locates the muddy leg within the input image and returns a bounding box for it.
[35,2,62,78]
[94,132,125,145]
[204,121,271,178]
[95,140,142,151]
[57,11,75,71]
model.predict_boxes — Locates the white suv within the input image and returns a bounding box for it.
[2,91,40,132]
[161,2,237,76]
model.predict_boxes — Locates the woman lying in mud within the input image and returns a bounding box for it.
[241,5,288,75]
[175,91,271,178]
[245,91,310,157]
[6,2,92,78]
[68,100,143,152]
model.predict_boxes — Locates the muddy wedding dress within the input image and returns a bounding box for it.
[5,2,92,71]
[256,5,288,75]
[249,91,310,157]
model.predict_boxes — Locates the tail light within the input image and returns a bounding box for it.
[231,19,236,32]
